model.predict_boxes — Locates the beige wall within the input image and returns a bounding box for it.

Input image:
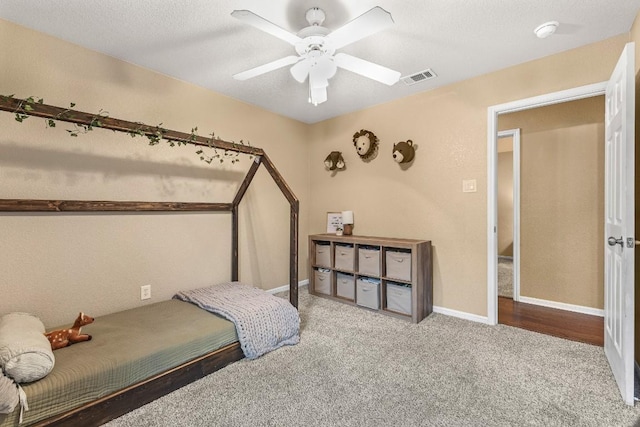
[0,16,634,325]
[633,11,640,74]
[500,97,605,309]
[497,137,514,257]
[308,34,628,317]
[0,19,310,327]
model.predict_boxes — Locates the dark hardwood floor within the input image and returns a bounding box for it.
[498,296,604,346]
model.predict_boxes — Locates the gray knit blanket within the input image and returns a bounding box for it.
[174,282,300,359]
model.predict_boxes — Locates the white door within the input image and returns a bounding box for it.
[604,42,635,406]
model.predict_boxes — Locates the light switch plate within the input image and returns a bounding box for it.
[140,285,151,300]
[462,179,477,193]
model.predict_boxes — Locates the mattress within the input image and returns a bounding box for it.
[0,299,238,426]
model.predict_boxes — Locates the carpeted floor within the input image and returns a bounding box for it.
[498,256,513,298]
[105,287,640,427]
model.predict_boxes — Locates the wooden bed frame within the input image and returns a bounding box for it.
[0,97,299,426]
[35,343,245,426]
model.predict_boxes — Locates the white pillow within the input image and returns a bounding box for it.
[0,370,19,414]
[0,313,55,383]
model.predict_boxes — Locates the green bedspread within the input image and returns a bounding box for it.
[0,299,238,427]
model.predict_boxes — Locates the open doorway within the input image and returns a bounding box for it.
[487,82,608,326]
[493,96,605,344]
[500,95,604,310]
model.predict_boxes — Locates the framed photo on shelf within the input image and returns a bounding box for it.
[326,212,343,233]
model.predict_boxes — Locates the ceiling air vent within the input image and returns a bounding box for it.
[400,69,437,86]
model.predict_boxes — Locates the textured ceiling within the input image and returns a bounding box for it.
[1,0,639,124]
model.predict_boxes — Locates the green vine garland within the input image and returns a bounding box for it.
[2,94,250,165]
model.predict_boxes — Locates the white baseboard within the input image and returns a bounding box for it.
[518,296,604,317]
[267,279,309,295]
[433,305,490,324]
[269,284,491,325]
[267,284,601,323]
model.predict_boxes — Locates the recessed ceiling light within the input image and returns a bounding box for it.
[534,21,559,39]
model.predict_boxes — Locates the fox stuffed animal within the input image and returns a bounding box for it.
[45,312,94,350]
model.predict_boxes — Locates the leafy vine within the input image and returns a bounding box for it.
[1,94,251,165]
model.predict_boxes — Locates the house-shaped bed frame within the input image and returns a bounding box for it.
[0,97,299,426]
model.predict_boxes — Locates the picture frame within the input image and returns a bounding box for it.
[326,212,343,233]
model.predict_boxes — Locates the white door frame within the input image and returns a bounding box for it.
[487,82,607,325]
[497,129,521,301]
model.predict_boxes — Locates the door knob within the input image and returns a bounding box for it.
[608,236,624,247]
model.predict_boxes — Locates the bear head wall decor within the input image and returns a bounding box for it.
[324,151,346,171]
[352,129,379,161]
[392,140,416,164]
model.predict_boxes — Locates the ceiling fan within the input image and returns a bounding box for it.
[231,6,401,106]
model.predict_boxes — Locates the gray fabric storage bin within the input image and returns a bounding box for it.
[358,247,380,276]
[315,243,331,267]
[314,268,332,295]
[356,278,380,310]
[386,282,412,315]
[336,273,355,300]
[334,244,355,271]
[385,250,412,281]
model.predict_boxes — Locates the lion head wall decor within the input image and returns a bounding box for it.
[392,140,416,164]
[352,129,378,161]
[324,151,346,171]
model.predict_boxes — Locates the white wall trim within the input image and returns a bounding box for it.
[487,81,608,325]
[276,282,492,325]
[267,279,309,295]
[518,296,604,317]
[498,129,521,302]
[275,282,492,325]
[635,361,640,402]
[433,305,490,324]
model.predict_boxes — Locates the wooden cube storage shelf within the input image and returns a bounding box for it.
[309,234,433,323]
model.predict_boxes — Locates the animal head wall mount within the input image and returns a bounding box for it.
[45,312,94,351]
[392,140,415,164]
[324,151,345,171]
[352,129,378,161]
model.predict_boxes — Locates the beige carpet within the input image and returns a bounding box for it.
[498,256,513,298]
[105,287,640,426]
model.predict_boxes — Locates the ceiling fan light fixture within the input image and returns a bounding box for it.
[232,7,400,106]
[534,21,559,39]
[309,85,327,106]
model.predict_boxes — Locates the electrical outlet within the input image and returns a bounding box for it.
[140,285,151,300]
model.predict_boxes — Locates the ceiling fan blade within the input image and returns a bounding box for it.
[233,56,301,80]
[231,10,302,45]
[290,58,313,83]
[334,53,401,86]
[326,7,394,50]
